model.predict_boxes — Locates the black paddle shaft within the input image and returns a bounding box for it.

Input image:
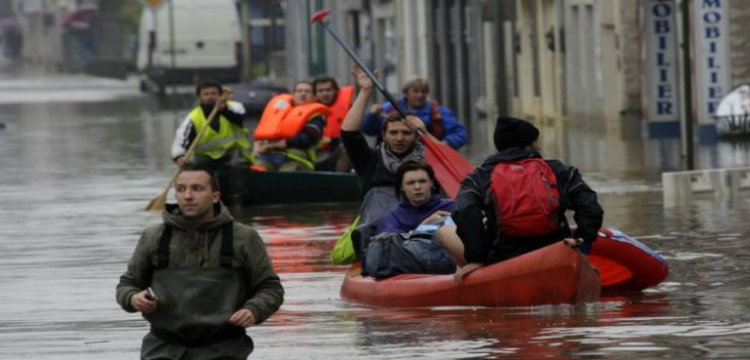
[316,18,410,122]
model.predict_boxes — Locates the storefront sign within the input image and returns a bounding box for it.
[693,0,731,125]
[645,0,681,124]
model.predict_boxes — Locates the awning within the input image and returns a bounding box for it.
[61,9,97,30]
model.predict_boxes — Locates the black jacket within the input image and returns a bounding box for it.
[453,148,604,264]
[341,130,404,193]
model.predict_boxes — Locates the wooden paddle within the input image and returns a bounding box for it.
[311,10,474,198]
[143,94,227,211]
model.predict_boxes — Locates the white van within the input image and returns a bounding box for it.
[136,0,241,92]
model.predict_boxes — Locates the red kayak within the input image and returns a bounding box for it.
[588,228,669,292]
[340,228,668,307]
[341,242,601,308]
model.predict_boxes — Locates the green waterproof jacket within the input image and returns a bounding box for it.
[116,203,284,329]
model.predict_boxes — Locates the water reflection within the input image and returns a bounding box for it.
[546,112,750,180]
[236,204,358,274]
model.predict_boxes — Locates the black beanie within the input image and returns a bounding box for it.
[493,116,540,152]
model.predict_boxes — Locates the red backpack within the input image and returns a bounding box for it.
[488,158,560,237]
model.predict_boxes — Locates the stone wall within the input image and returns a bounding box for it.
[618,0,642,119]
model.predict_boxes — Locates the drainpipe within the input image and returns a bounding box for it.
[168,0,175,93]
[239,0,251,81]
[680,0,694,170]
[495,0,510,116]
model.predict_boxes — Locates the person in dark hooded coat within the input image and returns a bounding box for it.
[437,116,604,283]
[116,164,283,359]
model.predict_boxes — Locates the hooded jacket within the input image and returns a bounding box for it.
[116,203,284,325]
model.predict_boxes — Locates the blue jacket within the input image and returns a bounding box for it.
[377,194,455,234]
[362,98,467,149]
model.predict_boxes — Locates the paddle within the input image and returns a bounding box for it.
[143,93,227,211]
[310,9,474,198]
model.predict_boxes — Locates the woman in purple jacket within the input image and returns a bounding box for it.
[363,160,455,278]
[377,160,454,234]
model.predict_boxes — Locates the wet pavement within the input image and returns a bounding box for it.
[0,74,748,359]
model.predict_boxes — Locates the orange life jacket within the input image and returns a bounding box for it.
[322,85,354,141]
[255,93,331,140]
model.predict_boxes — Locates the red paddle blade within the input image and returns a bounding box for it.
[310,9,331,24]
[587,255,634,287]
[420,134,474,198]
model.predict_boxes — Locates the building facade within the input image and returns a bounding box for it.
[4,0,138,75]
[208,0,750,164]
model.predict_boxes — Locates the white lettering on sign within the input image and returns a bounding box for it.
[693,0,731,124]
[645,0,680,122]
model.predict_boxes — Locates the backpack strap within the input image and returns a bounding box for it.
[156,225,171,269]
[219,222,234,268]
[155,223,234,269]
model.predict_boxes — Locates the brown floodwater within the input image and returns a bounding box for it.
[0,75,748,359]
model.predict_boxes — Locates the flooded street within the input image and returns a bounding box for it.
[0,75,748,359]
